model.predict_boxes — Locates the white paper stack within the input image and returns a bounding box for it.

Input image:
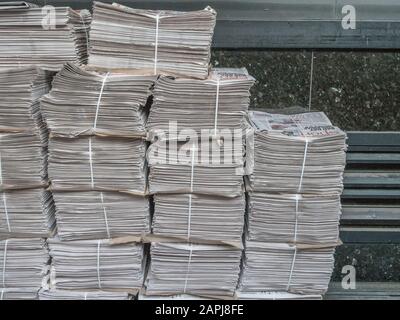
[52,191,150,241]
[0,238,49,290]
[247,111,347,194]
[0,189,55,238]
[239,242,335,295]
[236,291,322,300]
[247,192,341,245]
[0,66,52,135]
[145,242,242,297]
[152,193,245,245]
[48,136,147,193]
[41,63,156,138]
[88,2,216,79]
[147,69,255,138]
[0,288,39,300]
[0,132,47,190]
[48,238,145,291]
[38,288,131,300]
[0,3,91,70]
[147,139,244,197]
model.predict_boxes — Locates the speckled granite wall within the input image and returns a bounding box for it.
[333,244,400,282]
[211,50,400,131]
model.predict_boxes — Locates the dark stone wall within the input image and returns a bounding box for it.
[332,244,400,282]
[211,50,400,131]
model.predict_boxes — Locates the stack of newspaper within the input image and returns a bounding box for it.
[0,132,47,190]
[0,238,49,290]
[247,111,347,194]
[147,139,244,197]
[88,1,216,79]
[145,242,242,297]
[0,66,52,135]
[48,238,145,292]
[247,193,341,245]
[147,69,255,138]
[38,289,131,300]
[0,190,55,238]
[52,191,150,241]
[48,136,147,193]
[239,111,346,298]
[41,63,155,138]
[152,193,245,245]
[0,288,40,300]
[0,2,91,70]
[239,242,335,295]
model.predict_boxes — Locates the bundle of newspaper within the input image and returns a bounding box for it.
[0,132,47,190]
[41,63,155,138]
[145,242,242,297]
[247,111,347,195]
[0,189,55,238]
[247,192,341,245]
[152,193,245,245]
[88,2,216,79]
[53,191,150,241]
[0,288,39,300]
[147,139,244,197]
[236,291,322,300]
[0,238,49,289]
[48,136,147,193]
[38,289,131,300]
[0,66,52,135]
[147,69,255,139]
[48,238,145,291]
[0,2,91,70]
[239,242,335,295]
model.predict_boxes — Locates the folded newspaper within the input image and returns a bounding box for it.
[0,287,39,300]
[48,238,145,291]
[0,132,47,190]
[147,69,255,139]
[147,139,244,197]
[48,136,147,193]
[0,238,49,289]
[38,288,131,300]
[0,66,52,135]
[53,191,150,241]
[247,111,347,195]
[88,1,216,79]
[152,193,245,245]
[0,189,55,238]
[145,242,242,297]
[0,3,91,70]
[239,241,335,295]
[247,192,341,245]
[41,63,155,138]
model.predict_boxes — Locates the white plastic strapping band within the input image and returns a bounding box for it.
[297,138,309,193]
[153,13,161,75]
[93,73,110,130]
[0,151,3,186]
[183,244,193,293]
[294,194,300,243]
[0,288,3,300]
[2,239,8,288]
[187,194,192,240]
[100,192,111,239]
[88,137,95,188]
[2,193,10,233]
[286,246,297,291]
[84,292,88,300]
[96,240,102,289]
